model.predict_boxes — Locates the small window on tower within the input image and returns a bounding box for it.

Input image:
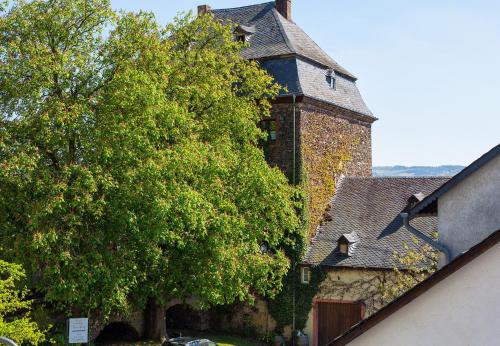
[261,119,277,141]
[326,70,336,90]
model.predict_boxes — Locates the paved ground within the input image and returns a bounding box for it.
[97,333,262,346]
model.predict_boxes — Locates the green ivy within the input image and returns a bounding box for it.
[267,265,325,333]
[267,175,325,334]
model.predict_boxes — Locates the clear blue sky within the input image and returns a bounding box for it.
[111,0,500,166]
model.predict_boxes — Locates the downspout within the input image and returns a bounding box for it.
[292,94,297,339]
[400,212,451,265]
[292,94,297,185]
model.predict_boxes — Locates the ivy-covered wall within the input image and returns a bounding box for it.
[299,99,373,236]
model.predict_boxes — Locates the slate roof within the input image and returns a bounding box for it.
[212,2,353,77]
[304,177,450,269]
[211,2,374,117]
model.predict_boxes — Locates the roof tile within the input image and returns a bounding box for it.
[305,177,450,269]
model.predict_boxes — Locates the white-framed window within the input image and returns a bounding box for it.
[301,266,311,284]
[326,70,336,90]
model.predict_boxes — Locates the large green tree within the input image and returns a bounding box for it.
[0,0,301,337]
[0,260,46,344]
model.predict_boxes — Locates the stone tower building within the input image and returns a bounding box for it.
[204,0,377,231]
[92,1,378,341]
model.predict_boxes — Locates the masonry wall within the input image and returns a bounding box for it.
[298,100,373,234]
[266,100,373,183]
[89,310,145,341]
[203,268,392,345]
[299,101,372,178]
[265,102,298,182]
[304,268,393,346]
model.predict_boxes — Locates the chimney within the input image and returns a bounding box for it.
[276,0,292,20]
[197,4,212,16]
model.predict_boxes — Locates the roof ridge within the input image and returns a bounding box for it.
[212,1,274,13]
[274,12,356,79]
[271,8,295,54]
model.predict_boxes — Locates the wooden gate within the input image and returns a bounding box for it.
[315,300,364,346]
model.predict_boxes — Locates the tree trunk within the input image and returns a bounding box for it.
[144,298,168,341]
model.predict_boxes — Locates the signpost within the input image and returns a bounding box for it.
[67,318,89,344]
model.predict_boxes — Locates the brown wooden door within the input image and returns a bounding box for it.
[317,302,362,346]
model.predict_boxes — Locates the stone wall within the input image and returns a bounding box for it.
[265,102,298,182]
[303,268,394,346]
[89,310,145,341]
[299,100,373,234]
[299,100,373,179]
[210,298,277,338]
[266,99,373,185]
[205,268,393,344]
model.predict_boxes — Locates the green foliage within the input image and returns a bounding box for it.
[381,236,438,302]
[0,0,300,318]
[267,265,325,333]
[0,260,46,345]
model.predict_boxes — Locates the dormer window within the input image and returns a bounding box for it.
[406,193,425,210]
[338,232,359,256]
[234,25,255,43]
[326,70,336,89]
[339,242,349,255]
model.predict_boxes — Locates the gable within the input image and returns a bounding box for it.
[331,229,500,346]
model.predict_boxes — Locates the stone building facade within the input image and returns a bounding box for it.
[210,0,377,234]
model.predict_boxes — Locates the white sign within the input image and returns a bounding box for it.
[68,318,89,343]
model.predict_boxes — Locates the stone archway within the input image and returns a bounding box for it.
[165,304,209,334]
[95,322,140,343]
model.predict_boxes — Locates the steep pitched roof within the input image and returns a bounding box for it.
[212,2,355,78]
[410,143,500,217]
[329,228,500,346]
[305,177,450,269]
[211,3,374,117]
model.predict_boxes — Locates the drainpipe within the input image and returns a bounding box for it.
[292,94,297,343]
[400,213,451,265]
[292,94,297,185]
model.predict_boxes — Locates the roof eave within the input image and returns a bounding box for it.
[301,95,378,123]
[410,144,500,217]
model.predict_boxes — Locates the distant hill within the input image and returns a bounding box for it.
[373,165,464,177]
